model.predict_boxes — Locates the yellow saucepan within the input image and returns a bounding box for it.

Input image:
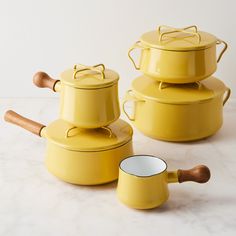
[128,25,227,84]
[33,64,120,129]
[123,76,231,142]
[4,110,133,185]
[117,155,210,209]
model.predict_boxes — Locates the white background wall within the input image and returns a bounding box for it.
[0,0,235,98]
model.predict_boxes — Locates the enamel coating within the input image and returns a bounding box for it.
[40,118,133,185]
[44,139,133,185]
[57,82,120,128]
[123,77,231,142]
[128,25,227,83]
[44,119,133,152]
[55,64,120,129]
[117,156,178,209]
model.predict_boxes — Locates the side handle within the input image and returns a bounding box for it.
[168,165,210,184]
[223,88,231,106]
[122,90,144,121]
[128,41,144,70]
[33,72,60,92]
[178,165,210,183]
[4,110,45,137]
[216,40,228,63]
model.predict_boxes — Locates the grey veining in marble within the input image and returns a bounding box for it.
[0,98,236,236]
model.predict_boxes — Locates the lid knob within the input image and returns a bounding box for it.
[157,25,201,43]
[73,64,105,80]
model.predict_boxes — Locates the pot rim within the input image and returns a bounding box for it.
[60,68,119,89]
[132,90,226,105]
[60,80,119,90]
[119,154,168,178]
[139,26,218,51]
[130,76,228,105]
[47,137,133,152]
[140,40,216,52]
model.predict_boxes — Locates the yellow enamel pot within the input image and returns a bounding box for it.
[128,25,227,84]
[4,111,133,185]
[33,64,120,129]
[123,76,231,142]
[117,155,210,209]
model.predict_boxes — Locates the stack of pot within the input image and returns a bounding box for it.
[4,64,133,185]
[124,25,231,142]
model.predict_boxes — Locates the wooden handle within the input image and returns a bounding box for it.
[178,165,210,183]
[4,110,45,136]
[33,71,59,92]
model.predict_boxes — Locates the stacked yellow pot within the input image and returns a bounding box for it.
[4,64,133,185]
[124,25,231,142]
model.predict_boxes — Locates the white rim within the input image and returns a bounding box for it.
[120,155,167,177]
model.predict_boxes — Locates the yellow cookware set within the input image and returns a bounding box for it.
[5,25,229,209]
[124,25,230,142]
[5,64,134,185]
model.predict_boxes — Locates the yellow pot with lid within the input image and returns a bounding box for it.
[4,111,133,185]
[128,25,228,83]
[33,64,120,128]
[123,76,231,142]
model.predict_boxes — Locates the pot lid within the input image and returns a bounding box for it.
[60,64,119,89]
[140,25,218,51]
[131,76,227,104]
[44,119,133,151]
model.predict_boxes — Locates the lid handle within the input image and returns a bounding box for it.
[158,25,201,43]
[158,81,202,90]
[65,126,113,138]
[73,64,105,80]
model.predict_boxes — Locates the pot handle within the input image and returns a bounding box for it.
[73,64,105,80]
[158,25,201,43]
[4,110,45,137]
[168,165,211,184]
[122,90,144,121]
[33,72,59,92]
[65,126,113,138]
[223,87,231,106]
[128,41,145,70]
[216,39,228,63]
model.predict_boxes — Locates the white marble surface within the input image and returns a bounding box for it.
[0,98,236,236]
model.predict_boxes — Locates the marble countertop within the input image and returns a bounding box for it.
[0,98,236,236]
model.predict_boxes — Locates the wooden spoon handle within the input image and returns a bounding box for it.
[4,110,45,136]
[33,72,59,91]
[178,165,210,183]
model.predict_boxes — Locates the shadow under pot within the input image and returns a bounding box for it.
[123,76,231,142]
[128,25,227,84]
[4,111,133,185]
[117,155,210,209]
[33,64,120,129]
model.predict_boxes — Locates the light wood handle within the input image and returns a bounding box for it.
[33,72,59,92]
[4,110,45,137]
[178,165,210,183]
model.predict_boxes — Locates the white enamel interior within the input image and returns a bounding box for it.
[120,155,167,177]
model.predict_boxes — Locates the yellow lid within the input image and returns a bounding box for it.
[132,76,226,104]
[60,64,119,89]
[140,25,217,51]
[44,119,133,151]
